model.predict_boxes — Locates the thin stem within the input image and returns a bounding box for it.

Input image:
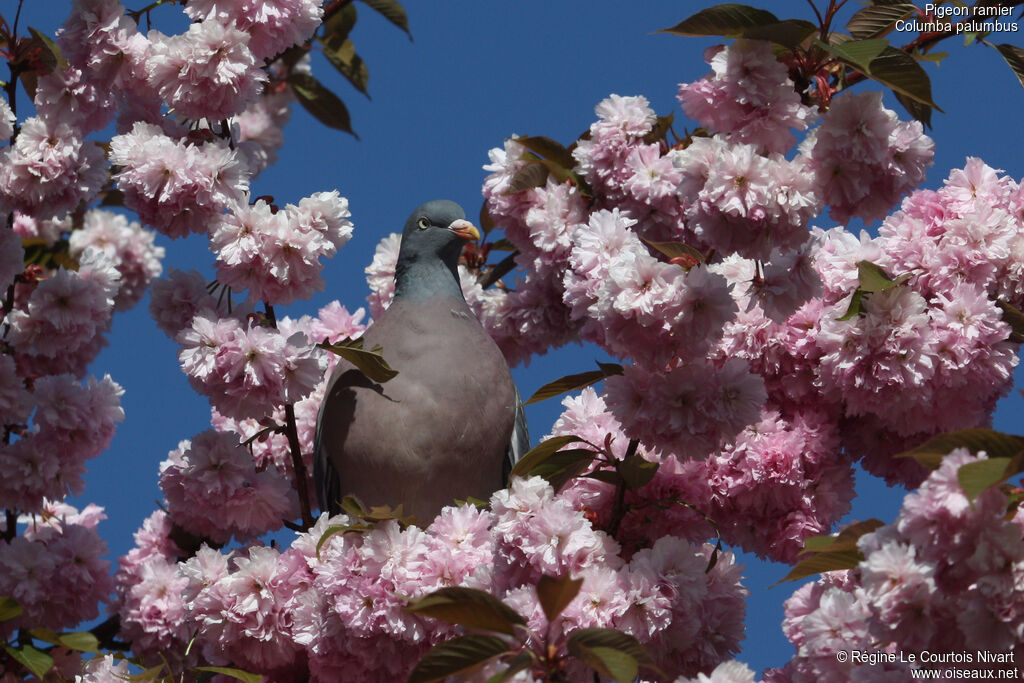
[11,0,24,42]
[284,403,315,528]
[477,251,519,289]
[805,0,825,29]
[3,508,16,542]
[263,301,316,528]
[606,439,639,538]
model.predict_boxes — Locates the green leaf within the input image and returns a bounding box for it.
[585,470,623,486]
[479,200,496,238]
[406,587,526,636]
[322,3,358,44]
[27,27,65,70]
[314,523,366,559]
[524,362,623,405]
[483,652,534,683]
[358,0,411,38]
[566,628,659,682]
[126,663,169,681]
[867,45,942,111]
[836,289,867,321]
[817,37,887,72]
[514,135,576,171]
[4,645,53,679]
[995,299,1024,343]
[856,260,909,292]
[798,519,886,555]
[893,89,933,128]
[742,19,817,48]
[536,574,584,623]
[322,38,370,97]
[0,596,22,621]
[774,549,865,584]
[58,631,100,653]
[529,449,598,493]
[659,4,779,37]
[642,238,706,267]
[915,50,949,65]
[776,519,885,585]
[846,4,916,39]
[488,238,517,252]
[958,457,1020,503]
[318,337,398,382]
[288,72,358,137]
[505,160,549,195]
[994,44,1024,88]
[408,635,511,683]
[510,435,586,478]
[642,113,675,145]
[617,455,660,490]
[193,666,264,683]
[895,428,1024,470]
[838,261,912,319]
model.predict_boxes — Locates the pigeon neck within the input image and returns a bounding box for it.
[393,252,465,302]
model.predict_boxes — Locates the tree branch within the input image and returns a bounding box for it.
[477,251,519,290]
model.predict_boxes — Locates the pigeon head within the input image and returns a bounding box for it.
[394,200,480,299]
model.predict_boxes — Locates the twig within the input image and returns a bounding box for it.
[478,251,519,289]
[3,508,16,542]
[607,439,639,538]
[284,403,315,528]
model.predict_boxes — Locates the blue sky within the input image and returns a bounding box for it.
[9,0,1024,675]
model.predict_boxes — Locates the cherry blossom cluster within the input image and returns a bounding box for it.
[766,449,1024,681]
[431,36,1023,576]
[112,476,747,682]
[0,502,113,637]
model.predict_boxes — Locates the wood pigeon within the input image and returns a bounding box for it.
[314,200,529,521]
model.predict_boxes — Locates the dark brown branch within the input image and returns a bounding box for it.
[477,251,519,290]
[3,509,16,542]
[606,439,640,538]
[284,403,316,529]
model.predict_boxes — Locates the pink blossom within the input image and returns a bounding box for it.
[212,194,353,305]
[10,212,69,245]
[491,477,621,588]
[159,430,298,542]
[605,360,765,460]
[678,137,819,260]
[77,654,133,682]
[0,373,123,512]
[185,0,323,61]
[109,122,250,238]
[146,17,267,121]
[804,91,933,223]
[177,311,325,419]
[57,0,144,87]
[69,209,165,311]
[700,408,853,563]
[365,232,402,317]
[0,228,24,293]
[116,556,191,663]
[149,268,240,338]
[678,40,815,154]
[6,249,119,377]
[33,66,116,133]
[0,355,32,427]
[0,505,113,633]
[0,116,107,220]
[0,95,13,141]
[235,91,292,174]
[186,545,309,674]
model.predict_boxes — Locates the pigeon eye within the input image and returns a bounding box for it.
[417,217,430,230]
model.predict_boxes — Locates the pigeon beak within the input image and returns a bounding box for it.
[448,219,481,242]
